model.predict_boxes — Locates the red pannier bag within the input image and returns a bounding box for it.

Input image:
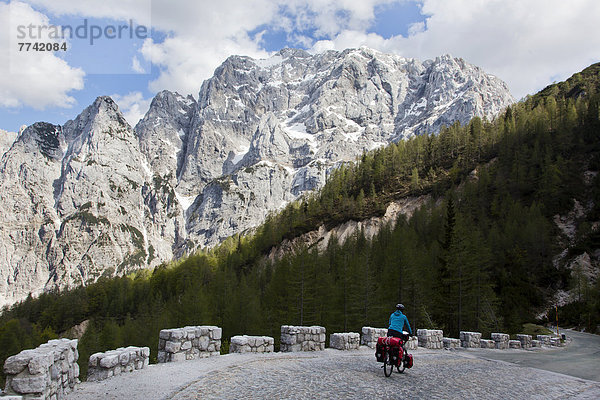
[375,337,404,366]
[404,353,414,369]
[378,336,402,347]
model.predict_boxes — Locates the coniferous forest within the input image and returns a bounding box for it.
[1,63,599,384]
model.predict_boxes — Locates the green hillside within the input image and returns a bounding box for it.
[1,63,599,384]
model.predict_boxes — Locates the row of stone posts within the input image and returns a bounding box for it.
[2,326,564,398]
[456,331,563,349]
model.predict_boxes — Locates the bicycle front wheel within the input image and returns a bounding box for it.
[396,362,405,374]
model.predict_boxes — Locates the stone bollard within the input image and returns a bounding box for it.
[158,326,221,363]
[443,338,460,349]
[405,336,418,350]
[550,337,562,347]
[459,331,481,348]
[3,338,79,399]
[280,326,326,352]
[509,340,521,349]
[88,346,150,382]
[531,340,542,348]
[360,327,388,349]
[480,339,495,349]
[417,329,443,349]
[330,333,360,350]
[516,334,532,349]
[491,333,510,350]
[537,335,551,346]
[229,336,274,353]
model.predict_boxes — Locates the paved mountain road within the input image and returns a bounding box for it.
[467,329,600,382]
[172,349,600,400]
[68,345,600,400]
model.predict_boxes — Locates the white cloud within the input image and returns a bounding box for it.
[9,0,599,108]
[20,0,399,97]
[111,91,151,127]
[131,56,145,74]
[0,2,84,109]
[138,0,398,95]
[141,34,269,95]
[23,0,153,26]
[310,0,600,99]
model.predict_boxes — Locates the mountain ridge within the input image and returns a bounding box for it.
[0,47,514,307]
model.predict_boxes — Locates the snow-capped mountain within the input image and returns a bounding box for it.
[0,47,514,307]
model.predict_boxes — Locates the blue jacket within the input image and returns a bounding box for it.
[389,310,412,334]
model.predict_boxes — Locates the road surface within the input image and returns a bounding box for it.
[467,329,600,382]
[67,346,600,400]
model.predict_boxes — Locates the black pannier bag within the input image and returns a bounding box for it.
[375,342,385,362]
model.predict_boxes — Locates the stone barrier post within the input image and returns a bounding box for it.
[417,329,443,349]
[443,338,460,349]
[459,331,481,348]
[280,326,326,352]
[360,327,387,349]
[516,334,532,349]
[158,326,221,363]
[229,336,274,353]
[480,339,495,349]
[405,336,418,350]
[537,335,551,346]
[2,338,79,399]
[509,340,522,349]
[550,337,562,347]
[491,333,510,349]
[329,333,360,350]
[87,346,150,382]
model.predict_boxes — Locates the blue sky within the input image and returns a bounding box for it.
[1,0,599,133]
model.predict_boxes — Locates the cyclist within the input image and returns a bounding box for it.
[387,303,412,338]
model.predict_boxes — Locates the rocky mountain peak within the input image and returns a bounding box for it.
[135,90,196,182]
[16,122,64,160]
[143,91,196,123]
[277,47,311,59]
[62,96,130,144]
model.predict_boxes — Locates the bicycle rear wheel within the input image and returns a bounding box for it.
[383,352,393,377]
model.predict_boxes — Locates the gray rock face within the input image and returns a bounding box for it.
[178,48,513,248]
[0,48,514,307]
[49,97,156,288]
[0,129,18,157]
[0,98,187,306]
[0,122,66,305]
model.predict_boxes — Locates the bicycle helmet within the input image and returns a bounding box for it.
[396,303,405,311]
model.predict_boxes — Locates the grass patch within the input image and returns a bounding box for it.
[521,323,553,337]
